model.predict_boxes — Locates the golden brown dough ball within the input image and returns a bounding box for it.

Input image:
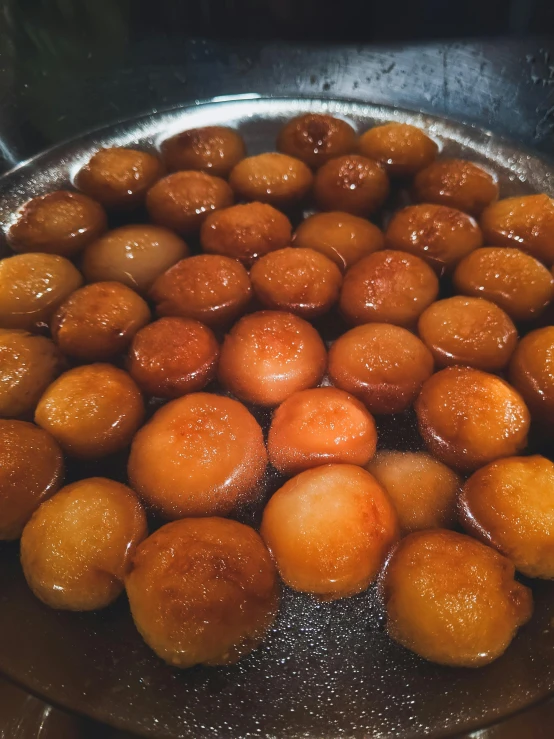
[415,366,530,471]
[229,153,313,208]
[200,202,292,266]
[146,171,233,235]
[358,122,438,177]
[51,282,150,361]
[339,250,439,328]
[328,323,433,415]
[218,311,327,406]
[149,254,251,330]
[21,478,146,611]
[35,364,144,459]
[126,517,278,667]
[250,247,342,319]
[509,326,554,424]
[75,147,164,209]
[0,253,83,332]
[7,191,107,257]
[413,159,499,216]
[276,113,357,168]
[0,330,63,418]
[313,154,389,216]
[366,450,461,534]
[127,317,219,398]
[128,393,267,518]
[161,126,246,177]
[418,296,517,372]
[293,211,385,271]
[460,455,554,579]
[453,246,554,321]
[0,420,63,540]
[380,529,532,667]
[261,464,398,599]
[267,387,377,475]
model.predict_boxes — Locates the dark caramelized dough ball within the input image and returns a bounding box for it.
[7,191,107,257]
[313,154,390,216]
[276,113,357,168]
[51,282,150,361]
[509,326,554,424]
[380,529,532,667]
[385,204,483,273]
[128,317,219,398]
[161,126,246,177]
[0,253,83,331]
[418,296,517,372]
[413,159,499,216]
[460,455,554,579]
[250,247,342,319]
[21,478,147,611]
[229,153,313,208]
[35,364,144,459]
[328,323,433,415]
[358,122,438,177]
[293,211,385,271]
[218,311,327,406]
[0,330,63,418]
[75,147,164,209]
[453,247,554,321]
[128,393,267,518]
[200,202,292,266]
[126,518,278,667]
[261,464,398,599]
[146,171,233,235]
[339,250,439,328]
[149,254,251,330]
[0,420,63,540]
[415,366,530,471]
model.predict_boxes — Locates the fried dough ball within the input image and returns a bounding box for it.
[261,464,398,599]
[51,282,151,361]
[509,326,554,424]
[276,113,357,168]
[328,323,433,415]
[35,364,144,459]
[128,393,267,518]
[386,204,483,273]
[127,317,219,398]
[161,126,246,177]
[313,155,389,216]
[358,122,438,177]
[460,455,554,579]
[413,159,499,216]
[380,529,532,667]
[0,330,63,418]
[418,296,517,372]
[149,254,251,330]
[0,420,63,540]
[293,211,385,271]
[229,153,313,208]
[366,451,461,534]
[146,171,233,235]
[480,194,554,266]
[453,246,554,321]
[218,311,327,406]
[126,518,278,667]
[21,478,147,611]
[0,253,83,332]
[200,202,292,266]
[339,250,439,328]
[267,387,377,475]
[250,247,342,319]
[415,366,530,471]
[75,147,164,209]
[7,191,107,257]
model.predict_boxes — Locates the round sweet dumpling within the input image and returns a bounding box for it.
[277,113,357,168]
[161,126,246,177]
[509,326,554,425]
[358,122,438,177]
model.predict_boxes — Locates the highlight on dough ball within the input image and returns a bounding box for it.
[161,126,246,177]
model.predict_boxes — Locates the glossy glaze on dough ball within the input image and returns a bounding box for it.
[161,126,246,177]
[313,154,390,216]
[229,153,313,208]
[21,478,147,610]
[277,113,357,168]
[509,326,554,425]
[126,517,278,668]
[358,122,438,177]
[413,159,498,216]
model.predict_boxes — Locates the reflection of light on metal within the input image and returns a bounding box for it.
[0,137,20,169]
